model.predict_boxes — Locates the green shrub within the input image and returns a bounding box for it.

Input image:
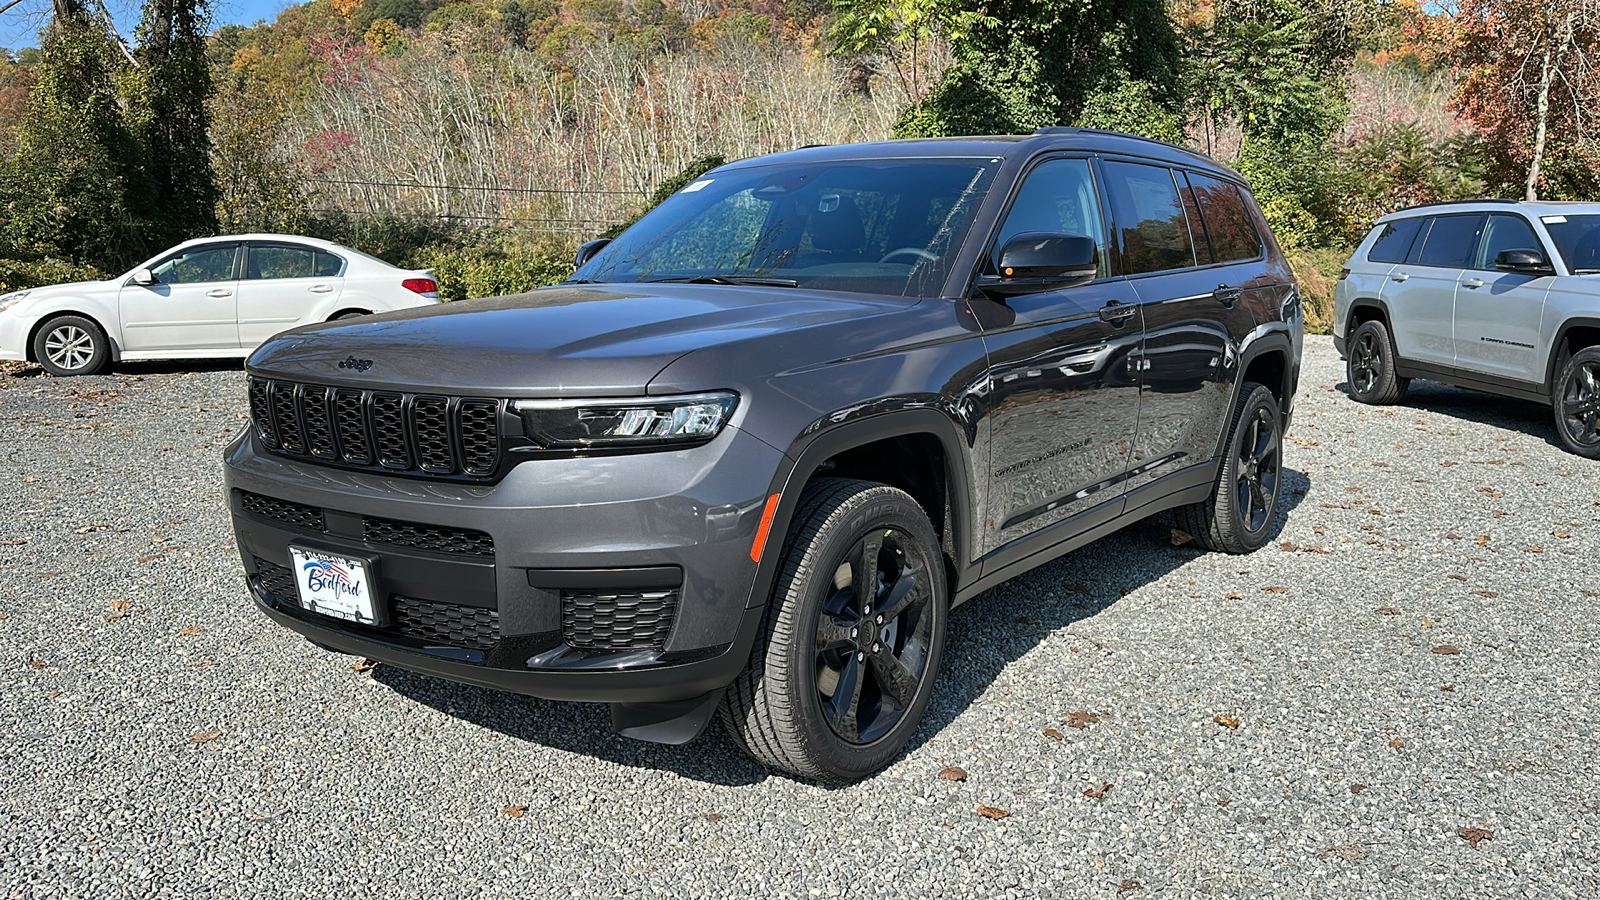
[404,235,574,302]
[1286,246,1349,335]
[0,257,110,294]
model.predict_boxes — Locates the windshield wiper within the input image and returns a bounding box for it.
[643,275,799,287]
[559,277,599,284]
[1572,268,1600,275]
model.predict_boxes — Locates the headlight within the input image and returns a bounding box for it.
[515,391,738,449]
[0,291,30,313]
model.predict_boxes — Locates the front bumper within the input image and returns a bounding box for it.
[224,423,786,705]
[0,311,33,361]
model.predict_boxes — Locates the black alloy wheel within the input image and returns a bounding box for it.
[1346,319,1409,404]
[1554,346,1600,459]
[1175,382,1284,554]
[722,478,948,783]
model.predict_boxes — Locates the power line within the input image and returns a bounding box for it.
[304,177,644,197]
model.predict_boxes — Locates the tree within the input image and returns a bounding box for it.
[1446,0,1600,200]
[125,0,220,247]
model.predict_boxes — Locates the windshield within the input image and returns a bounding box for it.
[573,158,998,298]
[1541,214,1600,272]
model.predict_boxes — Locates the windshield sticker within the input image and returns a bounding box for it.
[681,179,713,193]
[1543,215,1567,224]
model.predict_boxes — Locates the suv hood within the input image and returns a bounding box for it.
[246,283,909,396]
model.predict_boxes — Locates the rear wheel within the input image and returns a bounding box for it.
[331,310,370,321]
[721,478,947,784]
[32,315,110,376]
[1175,382,1283,554]
[1346,319,1409,404]
[1553,346,1600,459]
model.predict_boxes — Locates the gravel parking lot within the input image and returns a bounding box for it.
[1,336,1596,899]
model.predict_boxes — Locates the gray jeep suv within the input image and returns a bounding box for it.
[1334,200,1600,457]
[224,129,1303,782]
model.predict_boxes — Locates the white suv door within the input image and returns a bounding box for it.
[1452,213,1553,383]
[236,242,346,348]
[1384,214,1484,368]
[118,242,241,351]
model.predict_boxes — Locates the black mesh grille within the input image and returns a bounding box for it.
[392,596,498,650]
[247,378,502,479]
[362,515,495,557]
[272,384,305,454]
[301,386,337,459]
[412,396,454,472]
[248,378,277,447]
[561,589,678,653]
[238,490,324,531]
[254,557,297,603]
[459,400,499,476]
[334,389,372,465]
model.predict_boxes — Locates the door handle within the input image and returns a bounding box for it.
[207,288,233,298]
[1462,278,1485,289]
[1391,272,1410,283]
[309,284,335,293]
[1213,285,1242,308]
[1098,301,1136,324]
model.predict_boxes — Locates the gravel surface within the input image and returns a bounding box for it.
[1,338,1596,899]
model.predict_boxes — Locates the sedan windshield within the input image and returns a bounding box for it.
[572,158,998,298]
[1541,214,1600,273]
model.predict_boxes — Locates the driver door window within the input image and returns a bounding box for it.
[150,245,239,285]
[1474,215,1544,270]
[992,157,1110,278]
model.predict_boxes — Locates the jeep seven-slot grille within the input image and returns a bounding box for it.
[561,589,679,654]
[252,558,499,652]
[248,377,503,478]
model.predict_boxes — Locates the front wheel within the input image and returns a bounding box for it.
[1346,319,1409,404]
[1175,382,1284,554]
[1553,346,1600,459]
[32,315,110,376]
[721,478,948,784]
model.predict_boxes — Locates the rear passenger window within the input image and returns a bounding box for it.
[1412,215,1483,268]
[1367,218,1423,263]
[1102,161,1197,274]
[1186,173,1262,263]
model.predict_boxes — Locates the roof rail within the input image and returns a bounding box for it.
[1032,126,1211,160]
[1394,198,1521,213]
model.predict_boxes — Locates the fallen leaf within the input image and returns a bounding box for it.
[1313,525,1327,535]
[1375,607,1401,616]
[189,730,221,744]
[136,554,160,563]
[0,539,24,546]
[1446,573,1467,581]
[703,812,722,824]
[938,766,968,782]
[1042,727,1065,741]
[1224,591,1242,600]
[1064,710,1100,728]
[974,805,1009,820]
[1116,879,1142,895]
[1441,684,1455,691]
[1432,645,1460,655]
[177,626,202,635]
[1317,842,1369,861]
[1445,533,1461,540]
[1216,798,1231,806]
[1525,546,1543,553]
[1458,826,1493,849]
[1472,590,1498,598]
[28,658,49,669]
[1170,529,1193,546]
[1082,782,1112,799]
[1475,535,1489,547]
[350,658,379,673]
[502,805,527,818]
[1389,738,1405,752]
[1349,783,1365,793]
[1262,586,1286,594]
[1214,713,1240,729]
[1552,531,1571,538]
[1016,615,1038,625]
[1420,616,1432,628]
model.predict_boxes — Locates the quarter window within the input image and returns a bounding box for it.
[993,157,1110,279]
[1367,218,1424,263]
[1474,215,1543,270]
[149,245,237,285]
[1186,173,1262,263]
[1412,215,1483,268]
[1101,161,1197,275]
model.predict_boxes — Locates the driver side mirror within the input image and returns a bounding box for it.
[1495,248,1550,274]
[975,232,1099,297]
[131,268,156,286]
[574,238,611,269]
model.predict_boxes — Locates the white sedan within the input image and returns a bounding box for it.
[0,234,442,375]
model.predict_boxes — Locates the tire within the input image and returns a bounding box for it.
[32,315,110,376]
[1175,382,1284,554]
[1345,318,1409,404]
[721,478,948,784]
[332,310,370,321]
[1552,345,1600,459]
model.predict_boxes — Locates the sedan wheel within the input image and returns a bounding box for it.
[32,315,110,376]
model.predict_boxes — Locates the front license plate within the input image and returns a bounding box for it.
[288,545,380,625]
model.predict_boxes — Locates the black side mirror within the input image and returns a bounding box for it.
[574,238,611,269]
[975,232,1099,297]
[1495,248,1550,274]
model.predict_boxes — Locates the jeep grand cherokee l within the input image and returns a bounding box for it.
[1334,199,1600,457]
[224,129,1303,782]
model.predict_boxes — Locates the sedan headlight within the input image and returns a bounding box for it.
[515,391,738,449]
[0,291,30,313]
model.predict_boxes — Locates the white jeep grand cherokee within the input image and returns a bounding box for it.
[1334,200,1600,458]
